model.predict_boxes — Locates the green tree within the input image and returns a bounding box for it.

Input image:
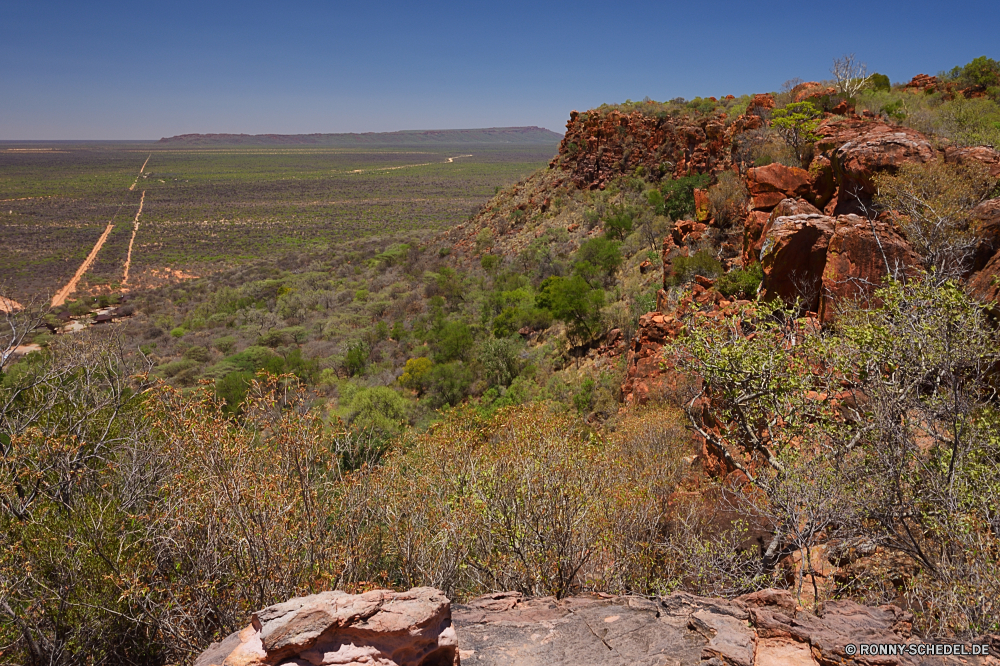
[771,102,821,165]
[399,357,433,394]
[537,275,605,343]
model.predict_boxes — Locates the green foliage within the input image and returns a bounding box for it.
[480,253,500,274]
[213,335,237,354]
[537,275,605,342]
[602,205,635,240]
[714,263,763,299]
[657,173,712,220]
[433,320,473,362]
[399,356,433,394]
[770,101,821,163]
[478,337,523,388]
[170,326,187,338]
[216,370,254,413]
[950,55,1000,89]
[425,361,474,409]
[669,250,723,285]
[345,340,370,376]
[349,386,409,436]
[868,72,891,92]
[575,237,623,280]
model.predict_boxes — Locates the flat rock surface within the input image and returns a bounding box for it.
[453,589,999,666]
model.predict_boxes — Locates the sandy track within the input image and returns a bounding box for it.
[129,154,151,191]
[446,154,473,163]
[51,221,116,307]
[121,190,145,287]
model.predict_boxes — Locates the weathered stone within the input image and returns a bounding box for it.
[818,215,921,322]
[750,198,822,263]
[194,587,459,666]
[944,145,1000,178]
[760,214,837,311]
[747,164,812,211]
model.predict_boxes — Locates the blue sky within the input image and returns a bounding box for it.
[2,0,998,139]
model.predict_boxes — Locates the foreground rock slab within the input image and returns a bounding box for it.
[453,589,995,666]
[194,587,459,666]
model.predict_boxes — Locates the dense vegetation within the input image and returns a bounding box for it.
[3,55,1000,665]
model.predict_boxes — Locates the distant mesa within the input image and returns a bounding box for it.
[157,127,563,146]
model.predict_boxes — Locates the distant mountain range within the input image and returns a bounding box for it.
[157,127,562,146]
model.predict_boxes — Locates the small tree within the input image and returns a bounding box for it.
[770,102,821,165]
[831,53,872,98]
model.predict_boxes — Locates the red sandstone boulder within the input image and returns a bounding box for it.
[944,145,1000,178]
[742,210,771,266]
[814,119,936,207]
[968,250,1000,309]
[760,214,837,311]
[792,81,837,103]
[193,587,459,666]
[905,74,938,92]
[746,163,812,211]
[807,154,837,210]
[818,215,921,322]
[970,198,1000,272]
[749,198,822,263]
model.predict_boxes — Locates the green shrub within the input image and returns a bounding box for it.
[344,340,370,376]
[425,361,474,408]
[478,337,523,388]
[216,370,254,414]
[537,275,605,342]
[657,173,712,220]
[603,205,634,240]
[170,326,187,338]
[575,237,623,278]
[715,263,763,299]
[868,72,891,92]
[433,320,473,362]
[399,357,433,394]
[670,250,723,285]
[349,386,409,436]
[183,345,211,363]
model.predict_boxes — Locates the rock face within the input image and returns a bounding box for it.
[746,164,813,210]
[453,589,991,666]
[819,215,922,322]
[551,109,732,189]
[759,214,837,311]
[194,587,459,666]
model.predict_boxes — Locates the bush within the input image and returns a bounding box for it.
[349,386,409,436]
[213,335,237,354]
[715,263,763,299]
[478,337,523,388]
[344,340,370,376]
[537,275,605,343]
[707,171,748,227]
[433,320,473,362]
[669,250,723,285]
[657,173,713,220]
[399,356,433,394]
[425,361,474,408]
[575,237,623,278]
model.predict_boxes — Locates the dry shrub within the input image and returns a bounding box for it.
[347,404,690,600]
[874,159,995,278]
[707,171,748,228]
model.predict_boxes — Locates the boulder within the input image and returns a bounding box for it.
[750,198,821,263]
[944,145,1000,178]
[832,123,935,197]
[746,163,812,211]
[818,215,921,322]
[971,198,1000,272]
[760,214,837,311]
[193,587,459,666]
[968,248,1000,310]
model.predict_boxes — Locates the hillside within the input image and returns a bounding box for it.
[4,56,1000,664]
[157,126,563,146]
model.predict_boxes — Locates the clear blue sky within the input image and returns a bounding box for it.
[2,0,998,139]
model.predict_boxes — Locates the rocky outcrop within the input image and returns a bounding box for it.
[745,198,821,265]
[819,215,922,321]
[746,163,813,211]
[621,311,685,405]
[194,587,459,666]
[813,119,935,214]
[453,588,993,666]
[759,214,837,311]
[551,109,732,189]
[757,213,920,318]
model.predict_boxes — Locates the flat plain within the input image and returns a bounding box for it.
[0,142,555,301]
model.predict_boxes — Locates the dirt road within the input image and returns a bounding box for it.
[129,154,151,191]
[121,190,145,287]
[51,221,116,307]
